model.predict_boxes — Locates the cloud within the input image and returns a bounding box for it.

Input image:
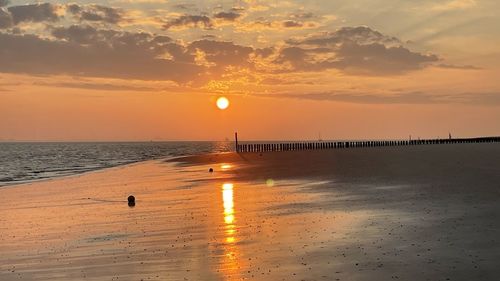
[0,19,445,85]
[236,18,319,32]
[34,81,157,92]
[282,20,303,28]
[41,82,151,91]
[465,92,500,105]
[436,63,482,70]
[51,25,119,44]
[0,26,202,83]
[161,11,243,30]
[188,39,254,69]
[67,4,125,24]
[163,15,212,30]
[7,3,59,25]
[0,0,9,7]
[0,8,12,28]
[0,24,265,84]
[213,11,240,21]
[51,25,175,47]
[254,47,274,58]
[172,3,196,11]
[268,91,470,104]
[267,91,443,104]
[287,26,400,47]
[333,43,438,75]
[200,34,217,40]
[277,26,438,75]
[263,91,500,105]
[432,0,477,11]
[289,12,315,19]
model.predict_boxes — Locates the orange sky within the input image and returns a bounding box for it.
[1,0,499,141]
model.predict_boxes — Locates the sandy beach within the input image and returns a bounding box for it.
[1,143,500,281]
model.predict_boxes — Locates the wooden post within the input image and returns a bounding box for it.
[235,132,239,152]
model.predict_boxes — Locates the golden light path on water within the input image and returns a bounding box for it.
[221,182,239,279]
[223,183,235,226]
[220,164,232,171]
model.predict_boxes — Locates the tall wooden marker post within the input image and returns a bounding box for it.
[235,132,239,152]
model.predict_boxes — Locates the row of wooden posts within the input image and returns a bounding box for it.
[235,136,500,153]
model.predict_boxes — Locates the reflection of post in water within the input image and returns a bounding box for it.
[221,183,240,278]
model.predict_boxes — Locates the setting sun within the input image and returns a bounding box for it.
[216,97,229,110]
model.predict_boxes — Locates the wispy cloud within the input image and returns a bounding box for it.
[432,0,477,11]
[436,63,482,70]
[262,91,500,105]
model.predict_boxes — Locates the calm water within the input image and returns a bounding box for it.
[0,142,233,187]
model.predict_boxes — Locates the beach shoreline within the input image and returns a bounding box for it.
[0,159,159,190]
[0,141,235,188]
[2,143,500,280]
[0,151,233,189]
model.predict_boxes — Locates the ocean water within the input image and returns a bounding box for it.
[0,142,233,187]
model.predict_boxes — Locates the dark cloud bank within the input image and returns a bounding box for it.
[0,24,441,83]
[0,25,202,82]
[279,26,438,75]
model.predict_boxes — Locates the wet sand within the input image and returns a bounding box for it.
[1,143,500,280]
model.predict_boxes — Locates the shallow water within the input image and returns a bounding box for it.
[0,142,233,187]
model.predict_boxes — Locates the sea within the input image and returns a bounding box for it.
[0,142,233,187]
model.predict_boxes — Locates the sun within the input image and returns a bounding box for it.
[216,96,230,110]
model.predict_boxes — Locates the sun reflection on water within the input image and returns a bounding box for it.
[221,183,240,279]
[221,164,232,171]
[222,183,235,239]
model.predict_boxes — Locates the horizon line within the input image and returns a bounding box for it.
[2,135,500,143]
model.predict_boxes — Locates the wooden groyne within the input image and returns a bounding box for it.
[235,136,500,153]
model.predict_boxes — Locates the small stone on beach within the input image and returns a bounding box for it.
[128,195,135,207]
